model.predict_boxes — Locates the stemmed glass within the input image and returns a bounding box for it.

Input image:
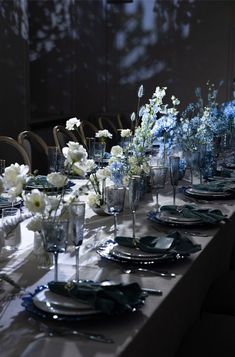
[41,219,68,281]
[150,166,168,212]
[169,156,180,206]
[69,202,86,282]
[105,186,126,238]
[128,176,141,239]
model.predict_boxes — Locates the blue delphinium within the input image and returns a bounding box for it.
[109,161,125,187]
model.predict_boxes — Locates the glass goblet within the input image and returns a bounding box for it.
[41,219,68,281]
[128,176,141,239]
[169,156,180,206]
[105,186,126,239]
[69,202,86,282]
[150,166,168,212]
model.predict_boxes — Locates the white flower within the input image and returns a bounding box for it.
[87,193,102,207]
[171,95,180,106]
[83,159,96,173]
[62,141,88,164]
[110,145,123,157]
[26,215,43,232]
[45,195,60,212]
[24,189,46,214]
[47,172,67,188]
[96,168,110,180]
[66,117,81,131]
[95,130,112,139]
[8,181,24,199]
[120,129,132,138]
[0,177,4,195]
[3,163,29,189]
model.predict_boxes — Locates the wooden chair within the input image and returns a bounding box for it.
[0,136,31,171]
[79,120,99,149]
[18,131,49,175]
[53,125,78,152]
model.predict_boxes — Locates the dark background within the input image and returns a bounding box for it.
[0,0,235,144]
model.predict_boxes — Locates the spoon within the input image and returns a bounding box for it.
[123,268,176,278]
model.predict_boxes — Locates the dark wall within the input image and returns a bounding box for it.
[0,0,29,139]
[0,0,235,143]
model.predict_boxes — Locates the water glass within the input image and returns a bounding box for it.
[41,219,68,281]
[150,166,168,212]
[69,202,86,281]
[93,142,106,167]
[48,146,65,173]
[105,186,126,238]
[0,159,5,175]
[2,207,21,251]
[169,156,180,205]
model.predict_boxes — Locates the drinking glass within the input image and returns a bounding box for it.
[128,176,141,239]
[69,202,86,282]
[169,156,180,206]
[0,159,5,175]
[48,146,65,173]
[105,186,126,238]
[185,151,200,185]
[2,207,21,251]
[41,219,68,281]
[93,142,106,168]
[150,166,168,212]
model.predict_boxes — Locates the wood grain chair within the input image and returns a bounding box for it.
[18,131,49,175]
[79,120,99,149]
[0,136,31,171]
[53,125,78,152]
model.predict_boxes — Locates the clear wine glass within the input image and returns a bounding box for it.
[69,202,86,282]
[41,219,68,281]
[105,186,126,238]
[169,156,180,206]
[150,166,168,212]
[128,176,141,239]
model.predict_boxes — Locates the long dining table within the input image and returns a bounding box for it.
[0,178,235,357]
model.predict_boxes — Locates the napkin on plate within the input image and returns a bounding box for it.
[192,181,235,193]
[115,231,201,256]
[48,280,146,315]
[160,204,226,224]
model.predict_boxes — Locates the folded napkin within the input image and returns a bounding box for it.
[160,204,226,224]
[48,280,146,315]
[192,181,235,193]
[115,231,201,256]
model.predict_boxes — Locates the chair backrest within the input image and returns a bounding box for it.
[18,131,49,175]
[53,125,78,152]
[79,120,99,148]
[0,136,31,171]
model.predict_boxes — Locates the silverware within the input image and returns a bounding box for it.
[142,288,162,296]
[123,268,176,278]
[28,318,114,344]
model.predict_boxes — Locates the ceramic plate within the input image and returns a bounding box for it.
[33,289,99,316]
[184,187,233,199]
[97,240,183,265]
[148,211,206,227]
[0,196,22,211]
[110,244,168,262]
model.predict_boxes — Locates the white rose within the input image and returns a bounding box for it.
[88,193,101,207]
[47,172,67,188]
[62,141,87,164]
[26,215,43,232]
[45,196,60,212]
[120,129,132,138]
[96,168,110,180]
[8,180,24,198]
[24,189,46,214]
[95,129,112,139]
[110,145,123,157]
[3,163,29,188]
[66,117,81,131]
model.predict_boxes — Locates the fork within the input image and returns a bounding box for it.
[123,268,176,278]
